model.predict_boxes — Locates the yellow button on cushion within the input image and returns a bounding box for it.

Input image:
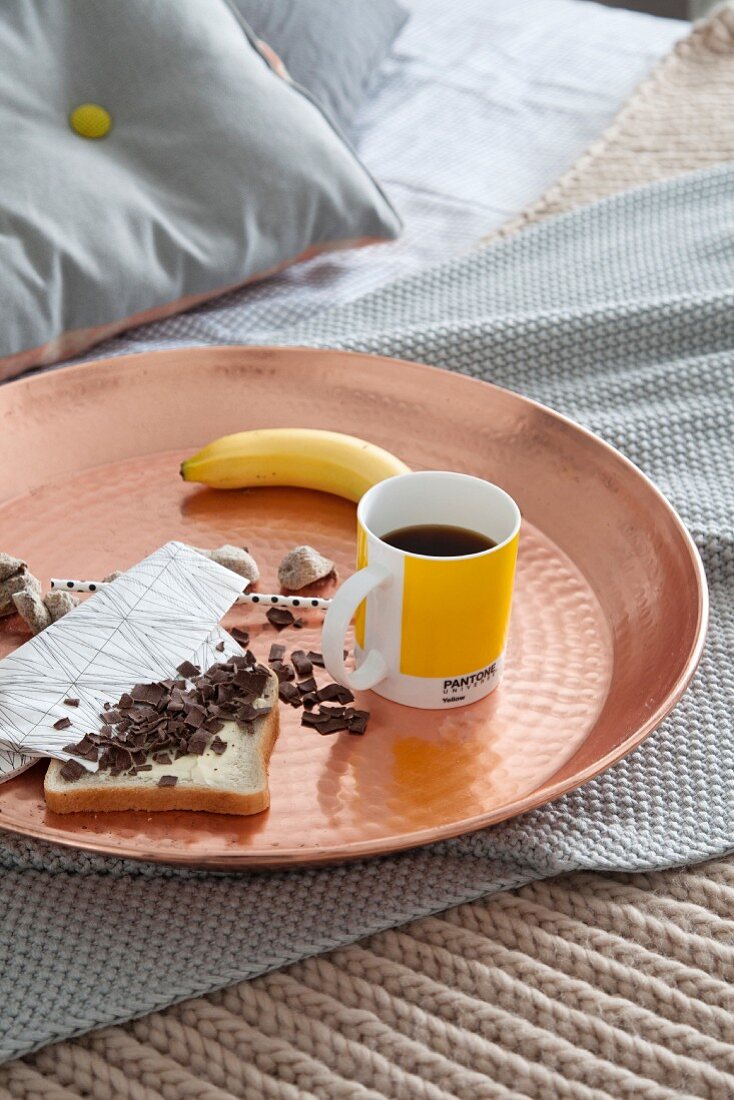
[69,103,112,140]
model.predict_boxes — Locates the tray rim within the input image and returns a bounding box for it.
[0,345,709,868]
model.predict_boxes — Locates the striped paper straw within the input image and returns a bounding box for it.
[50,578,332,611]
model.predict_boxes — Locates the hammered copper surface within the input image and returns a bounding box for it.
[0,348,707,868]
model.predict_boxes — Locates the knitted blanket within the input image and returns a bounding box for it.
[3,7,734,1090]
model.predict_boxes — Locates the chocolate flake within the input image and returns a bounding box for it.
[306,651,325,668]
[230,627,251,647]
[184,704,206,729]
[62,735,98,761]
[176,660,200,679]
[236,702,267,722]
[268,643,286,663]
[63,697,80,707]
[215,640,225,652]
[60,758,86,782]
[291,650,313,678]
[158,775,178,788]
[297,677,318,696]
[53,716,72,730]
[347,710,370,735]
[318,720,348,735]
[316,683,354,705]
[300,703,370,736]
[300,711,322,728]
[278,682,302,707]
[271,661,295,684]
[266,607,296,631]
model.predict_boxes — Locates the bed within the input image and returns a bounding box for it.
[9,1,731,1096]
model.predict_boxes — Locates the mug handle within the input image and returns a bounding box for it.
[322,564,392,691]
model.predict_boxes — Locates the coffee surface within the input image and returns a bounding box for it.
[381,524,496,556]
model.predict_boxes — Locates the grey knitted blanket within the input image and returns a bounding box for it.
[2,163,733,1064]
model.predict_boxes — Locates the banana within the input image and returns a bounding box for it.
[180,428,410,503]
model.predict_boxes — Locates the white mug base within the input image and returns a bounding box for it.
[355,649,506,710]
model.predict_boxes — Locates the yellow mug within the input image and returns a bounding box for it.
[322,471,521,709]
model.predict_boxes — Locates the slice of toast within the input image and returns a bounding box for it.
[44,667,279,816]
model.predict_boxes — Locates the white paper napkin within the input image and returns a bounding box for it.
[0,542,246,782]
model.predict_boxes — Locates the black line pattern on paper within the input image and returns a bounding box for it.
[0,543,245,781]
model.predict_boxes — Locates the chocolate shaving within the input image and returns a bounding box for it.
[300,703,370,736]
[63,697,80,707]
[306,651,325,668]
[297,677,318,696]
[266,607,296,631]
[316,683,355,705]
[300,711,322,728]
[290,650,313,678]
[184,704,206,729]
[318,720,348,735]
[215,640,225,652]
[60,758,86,782]
[268,643,286,663]
[278,682,302,707]
[62,735,98,761]
[230,627,251,646]
[242,669,269,698]
[176,660,200,679]
[188,732,209,755]
[347,710,370,735]
[158,775,178,788]
[236,702,268,723]
[271,661,295,684]
[143,683,165,706]
[53,717,72,730]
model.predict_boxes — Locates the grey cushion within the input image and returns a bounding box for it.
[0,0,400,378]
[230,0,409,133]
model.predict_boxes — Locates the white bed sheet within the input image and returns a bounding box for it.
[78,0,686,358]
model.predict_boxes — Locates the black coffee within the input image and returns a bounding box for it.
[381,524,496,556]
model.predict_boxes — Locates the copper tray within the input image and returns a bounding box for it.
[0,347,707,868]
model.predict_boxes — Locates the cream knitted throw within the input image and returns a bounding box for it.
[487,3,734,241]
[4,7,734,1098]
